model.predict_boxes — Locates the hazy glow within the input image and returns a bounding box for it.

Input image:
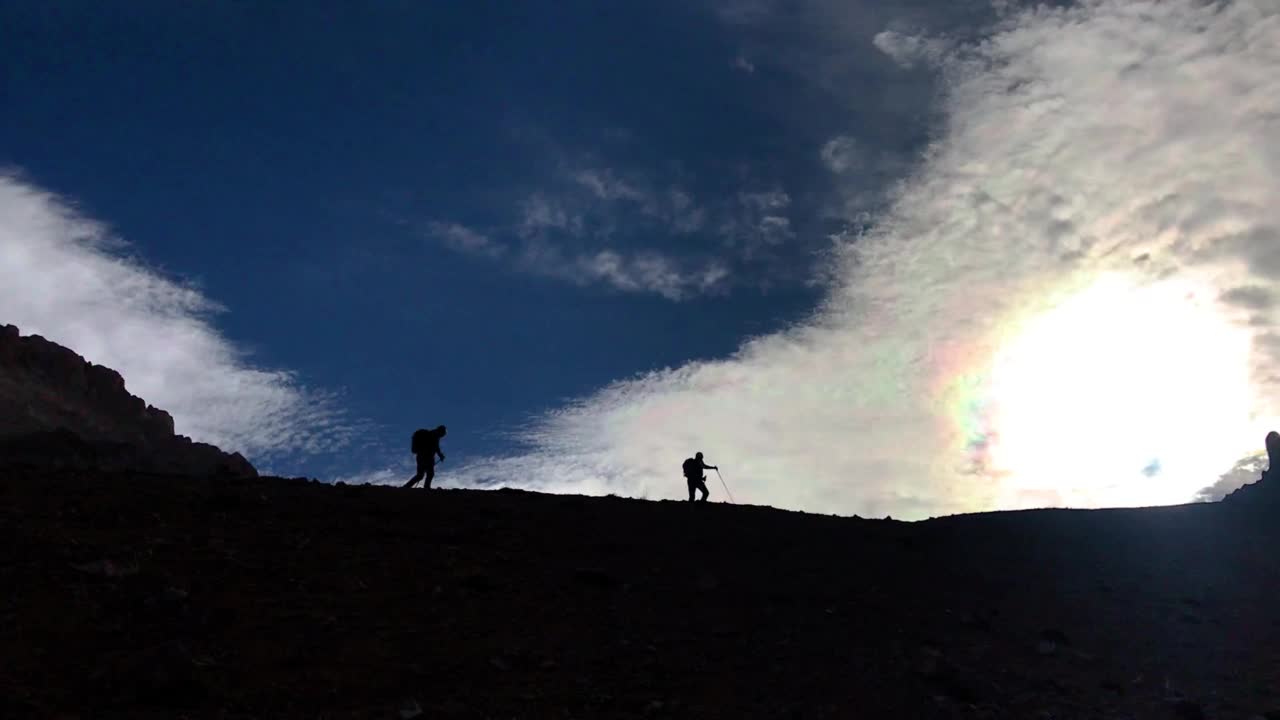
[974,275,1257,508]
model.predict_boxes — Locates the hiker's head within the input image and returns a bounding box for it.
[437,425,448,437]
[1267,430,1279,456]
[695,452,703,460]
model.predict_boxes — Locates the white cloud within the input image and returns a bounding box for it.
[568,167,707,234]
[872,29,954,69]
[450,0,1280,519]
[430,163,722,300]
[733,54,757,73]
[738,190,790,211]
[427,221,505,258]
[519,241,729,301]
[667,188,707,234]
[518,193,584,238]
[572,168,646,203]
[820,136,860,174]
[0,173,354,461]
[722,189,795,252]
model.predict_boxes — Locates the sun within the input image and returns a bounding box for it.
[981,273,1261,509]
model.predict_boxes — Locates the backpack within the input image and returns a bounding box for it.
[411,428,430,454]
[682,457,698,479]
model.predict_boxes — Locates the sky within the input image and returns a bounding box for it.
[3,0,1280,519]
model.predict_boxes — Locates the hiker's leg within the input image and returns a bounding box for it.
[404,455,428,488]
[424,464,435,490]
[698,480,709,502]
[687,478,696,502]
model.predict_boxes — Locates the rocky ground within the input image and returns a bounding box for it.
[3,468,1280,719]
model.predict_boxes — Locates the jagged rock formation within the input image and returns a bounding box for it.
[0,324,256,477]
[1221,470,1280,505]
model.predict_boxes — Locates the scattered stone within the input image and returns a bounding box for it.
[1039,629,1070,645]
[1171,699,1205,720]
[399,698,423,719]
[573,567,619,590]
[915,645,942,676]
[70,559,139,578]
[958,609,996,633]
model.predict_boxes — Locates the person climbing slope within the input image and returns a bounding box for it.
[682,451,718,502]
[404,425,447,489]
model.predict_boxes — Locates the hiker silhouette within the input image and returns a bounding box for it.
[682,451,718,502]
[1265,430,1280,481]
[404,425,447,489]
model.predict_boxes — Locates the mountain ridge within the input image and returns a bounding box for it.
[0,323,255,478]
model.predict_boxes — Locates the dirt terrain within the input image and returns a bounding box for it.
[3,468,1279,719]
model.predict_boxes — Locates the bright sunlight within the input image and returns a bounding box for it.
[985,274,1261,509]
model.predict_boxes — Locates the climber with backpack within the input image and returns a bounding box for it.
[404,425,447,489]
[682,451,718,502]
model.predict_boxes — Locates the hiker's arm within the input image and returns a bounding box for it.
[705,462,717,470]
[437,449,446,462]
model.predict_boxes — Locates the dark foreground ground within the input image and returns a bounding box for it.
[3,470,1280,719]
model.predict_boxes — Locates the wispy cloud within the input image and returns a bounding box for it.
[428,164,725,300]
[518,193,585,238]
[720,189,795,255]
[872,29,954,69]
[519,241,729,301]
[819,136,861,174]
[0,173,356,462]
[427,221,506,258]
[572,168,646,203]
[450,0,1280,519]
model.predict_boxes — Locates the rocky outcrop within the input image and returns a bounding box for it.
[1221,471,1280,505]
[0,324,256,477]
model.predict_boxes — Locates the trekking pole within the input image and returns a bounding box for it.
[714,468,736,504]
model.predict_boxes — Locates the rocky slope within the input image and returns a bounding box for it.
[3,469,1279,719]
[0,324,255,477]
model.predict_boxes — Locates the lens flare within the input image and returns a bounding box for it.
[947,273,1263,509]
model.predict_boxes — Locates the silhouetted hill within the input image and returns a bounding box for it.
[1222,470,1280,506]
[0,324,255,477]
[3,469,1279,719]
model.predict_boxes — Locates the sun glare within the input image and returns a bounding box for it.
[983,274,1258,509]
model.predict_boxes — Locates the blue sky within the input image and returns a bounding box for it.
[5,1,1279,517]
[1,1,937,472]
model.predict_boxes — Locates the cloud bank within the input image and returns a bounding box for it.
[0,173,353,460]
[446,0,1280,519]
